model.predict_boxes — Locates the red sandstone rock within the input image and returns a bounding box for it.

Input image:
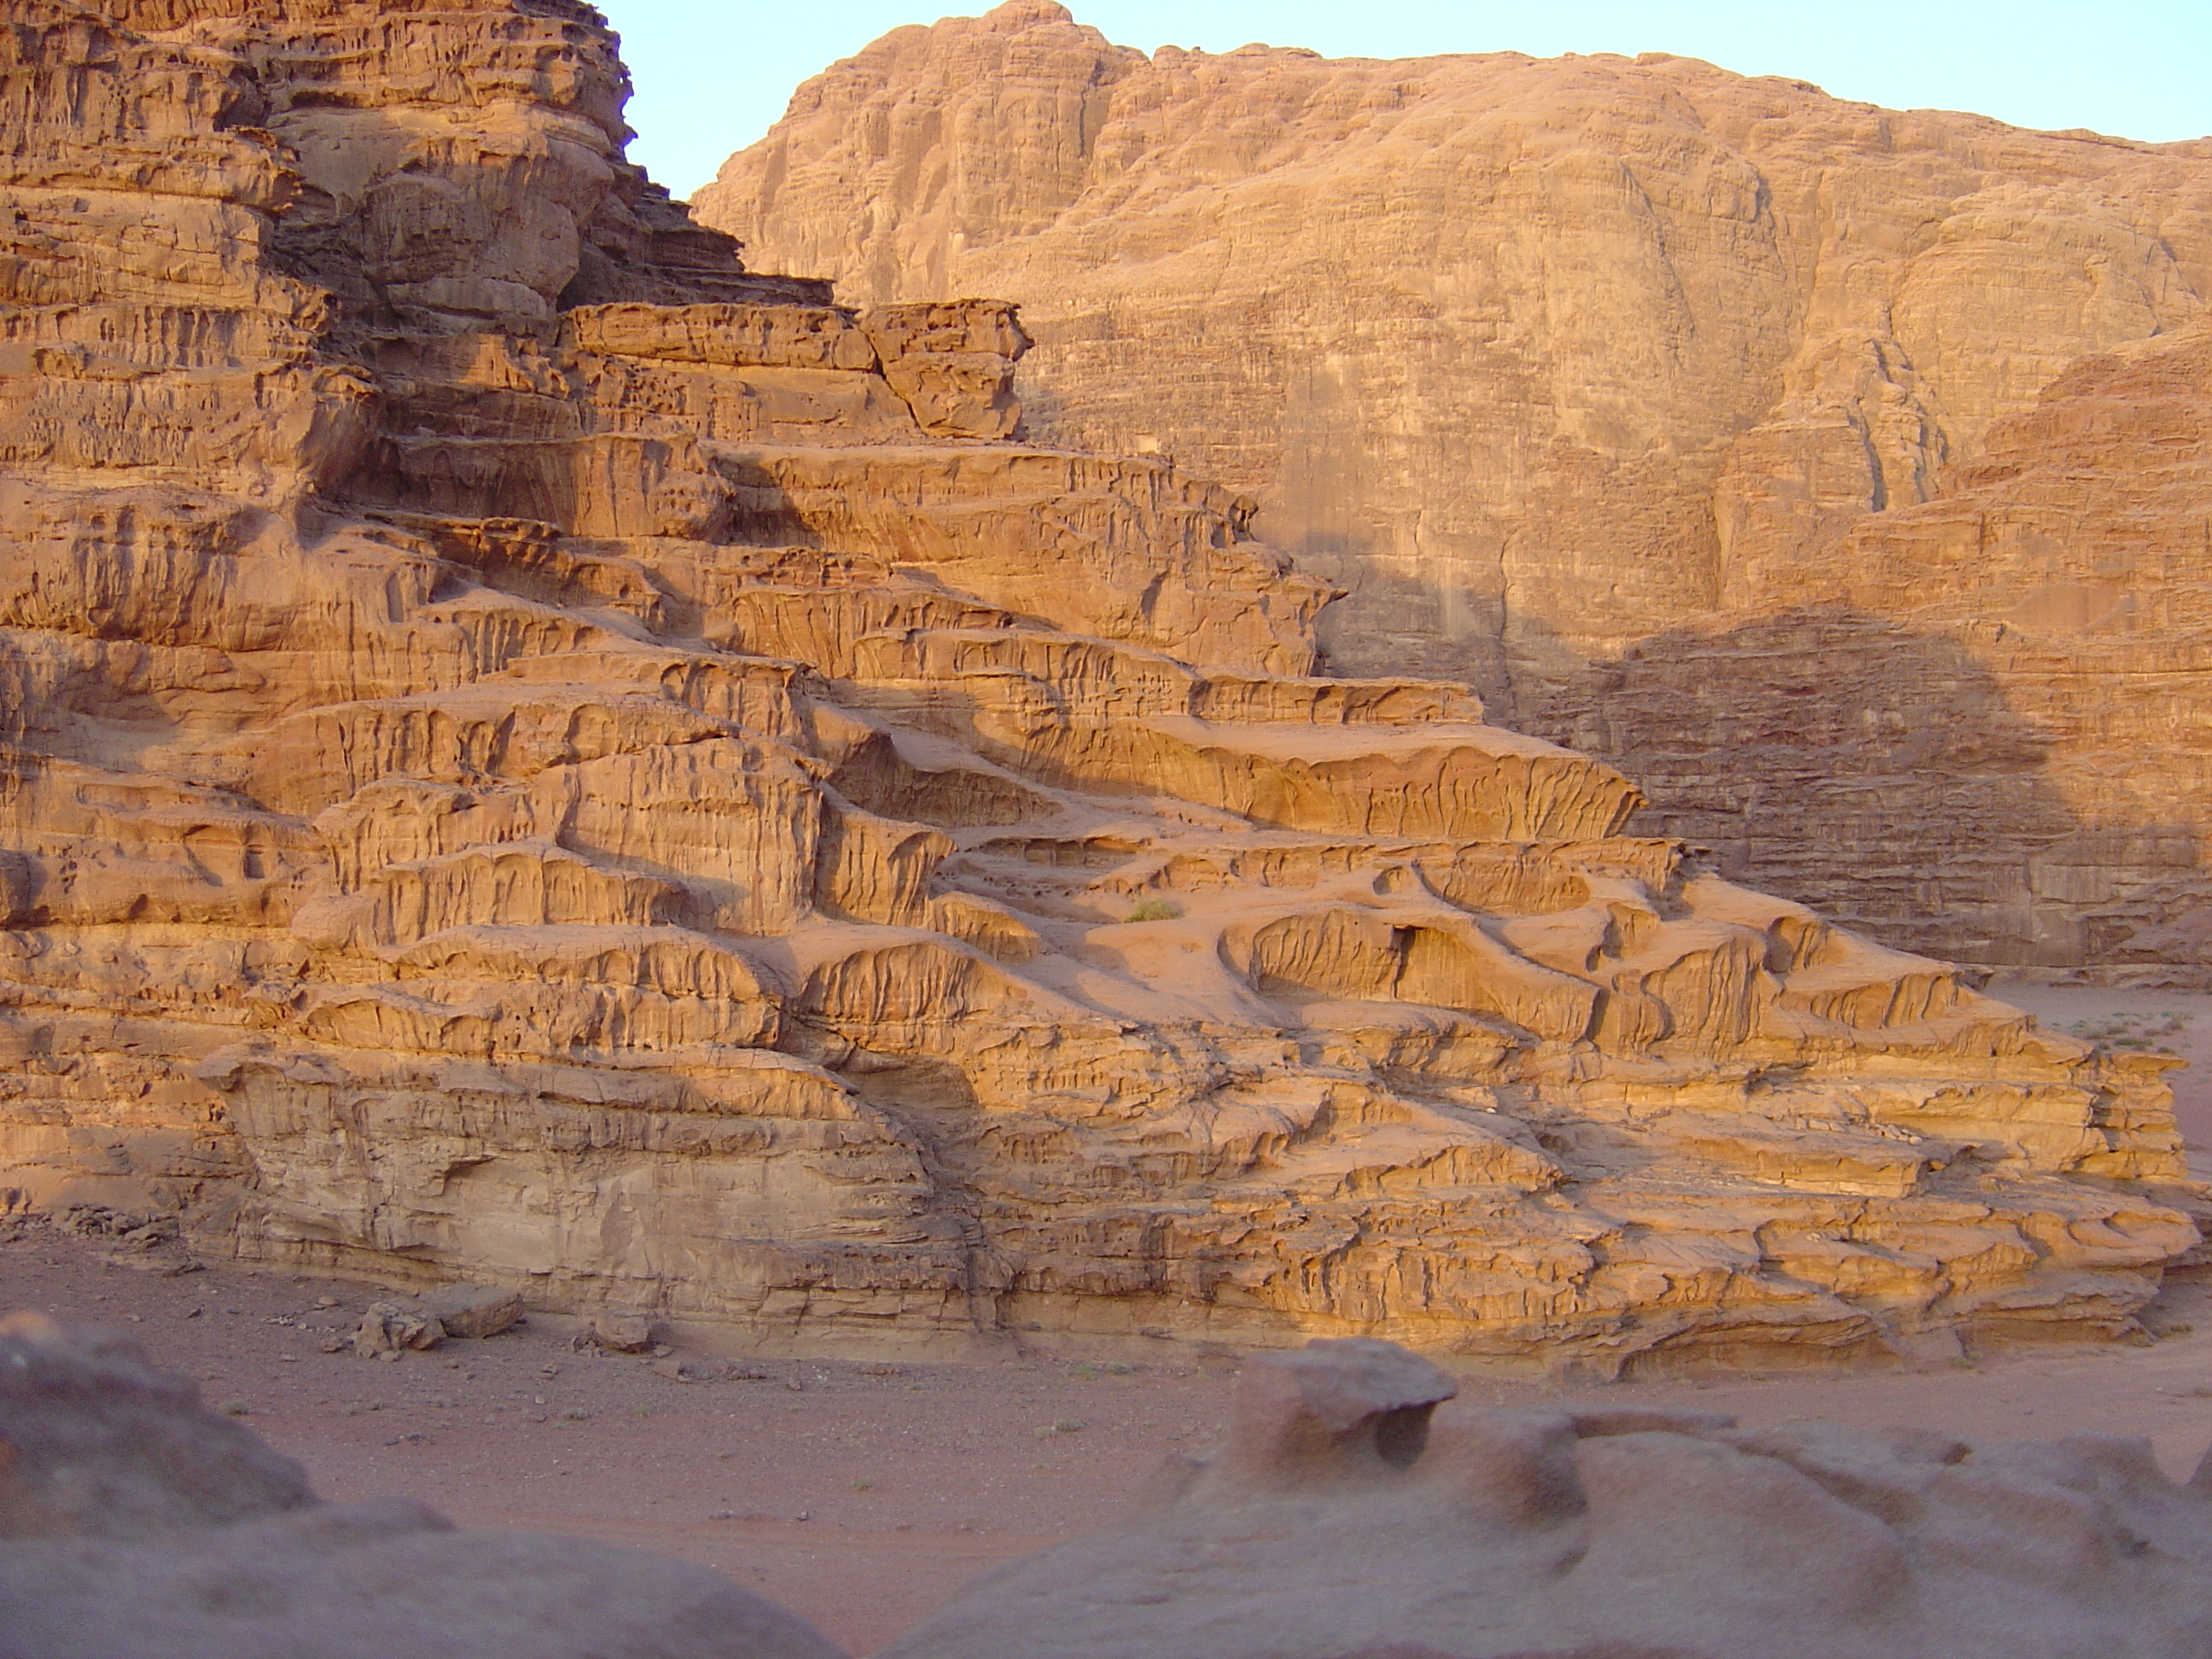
[881,1337,2212,1659]
[0,1315,847,1659]
[0,0,2198,1371]
[0,1311,313,1539]
[701,2,2212,974]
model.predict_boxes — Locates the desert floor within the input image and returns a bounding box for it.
[10,977,2212,1654]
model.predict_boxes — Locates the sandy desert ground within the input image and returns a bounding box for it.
[9,979,2212,1655]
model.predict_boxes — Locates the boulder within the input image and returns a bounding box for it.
[588,1313,655,1353]
[0,1316,846,1659]
[0,1499,849,1659]
[881,1337,2212,1659]
[422,1284,523,1340]
[0,1313,313,1539]
[352,1302,444,1359]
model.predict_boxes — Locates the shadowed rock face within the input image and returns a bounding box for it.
[0,0,2200,1369]
[0,1314,847,1659]
[881,1336,2212,1659]
[699,1,2212,975]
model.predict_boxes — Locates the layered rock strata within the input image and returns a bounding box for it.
[0,0,2199,1368]
[700,1,2212,974]
[887,1336,2212,1659]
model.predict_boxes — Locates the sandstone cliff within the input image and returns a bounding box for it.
[698,1,2212,974]
[0,0,2198,1371]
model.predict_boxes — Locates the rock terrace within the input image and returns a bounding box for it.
[0,0,2200,1371]
[701,1,2212,975]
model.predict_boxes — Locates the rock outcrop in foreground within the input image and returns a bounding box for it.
[888,1336,2212,1659]
[0,0,2199,1368]
[15,1316,2212,1659]
[0,1314,843,1659]
[701,2,2212,975]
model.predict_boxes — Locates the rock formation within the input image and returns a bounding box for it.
[884,1336,2212,1659]
[0,1313,847,1659]
[20,1310,2212,1659]
[0,0,2201,1369]
[698,1,2212,975]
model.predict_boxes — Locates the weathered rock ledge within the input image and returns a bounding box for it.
[0,0,2200,1371]
[701,1,2212,977]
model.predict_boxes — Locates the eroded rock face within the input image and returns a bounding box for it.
[882,1336,2212,1659]
[0,1316,847,1659]
[0,0,2200,1368]
[699,1,2212,975]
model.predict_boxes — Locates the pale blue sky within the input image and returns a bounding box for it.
[611,2,2211,199]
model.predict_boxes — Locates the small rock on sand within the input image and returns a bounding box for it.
[586,1313,653,1353]
[353,1302,445,1359]
[422,1284,523,1340]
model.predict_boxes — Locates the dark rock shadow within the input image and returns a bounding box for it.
[1515,604,2205,971]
